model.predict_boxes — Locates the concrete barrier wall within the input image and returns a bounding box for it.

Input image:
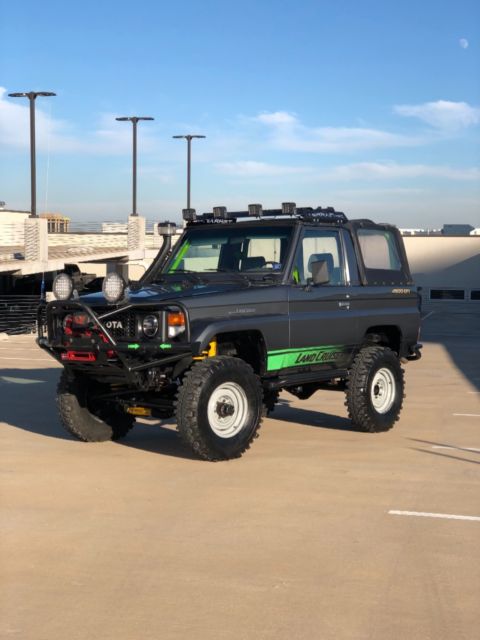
[0,223,25,246]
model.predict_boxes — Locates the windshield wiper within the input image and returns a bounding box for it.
[165,269,206,285]
[204,269,252,286]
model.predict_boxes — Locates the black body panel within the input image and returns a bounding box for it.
[38,214,421,394]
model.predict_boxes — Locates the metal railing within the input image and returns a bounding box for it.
[0,295,42,335]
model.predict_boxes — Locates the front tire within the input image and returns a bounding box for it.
[345,346,404,432]
[176,356,263,461]
[57,370,134,442]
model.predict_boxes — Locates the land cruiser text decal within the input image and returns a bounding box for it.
[267,345,350,371]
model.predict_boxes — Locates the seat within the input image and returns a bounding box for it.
[241,256,266,271]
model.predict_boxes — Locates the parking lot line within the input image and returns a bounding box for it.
[453,413,480,418]
[388,511,480,522]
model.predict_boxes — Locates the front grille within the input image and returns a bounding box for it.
[93,307,137,339]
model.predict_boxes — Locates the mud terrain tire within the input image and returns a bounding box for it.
[176,356,263,461]
[345,346,404,433]
[57,370,134,441]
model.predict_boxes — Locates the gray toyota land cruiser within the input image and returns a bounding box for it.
[38,203,422,461]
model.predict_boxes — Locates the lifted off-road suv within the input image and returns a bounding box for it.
[38,203,421,461]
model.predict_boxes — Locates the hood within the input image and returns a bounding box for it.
[80,280,250,307]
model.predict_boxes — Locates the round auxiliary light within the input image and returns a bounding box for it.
[53,273,74,301]
[102,272,126,304]
[142,314,159,338]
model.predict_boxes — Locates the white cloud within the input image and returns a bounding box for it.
[321,162,480,182]
[0,87,157,155]
[256,111,298,125]
[216,160,311,177]
[459,38,469,49]
[394,100,480,131]
[253,111,424,152]
[215,159,480,182]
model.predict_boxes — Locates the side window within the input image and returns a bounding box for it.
[356,227,410,285]
[358,229,401,270]
[292,229,345,285]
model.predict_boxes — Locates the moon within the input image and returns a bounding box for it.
[459,38,469,49]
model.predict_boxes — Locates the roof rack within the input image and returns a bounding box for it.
[183,202,348,225]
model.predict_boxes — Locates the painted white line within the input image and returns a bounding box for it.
[389,510,480,522]
[453,413,480,418]
[421,311,435,321]
[0,376,44,385]
[467,391,480,394]
[432,445,480,452]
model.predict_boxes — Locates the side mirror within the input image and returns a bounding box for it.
[310,260,330,285]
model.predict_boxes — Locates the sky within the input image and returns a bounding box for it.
[0,0,479,228]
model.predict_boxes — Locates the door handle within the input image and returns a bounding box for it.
[338,301,350,309]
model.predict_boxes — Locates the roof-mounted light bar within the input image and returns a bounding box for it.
[248,203,263,217]
[187,204,348,224]
[282,202,296,215]
[182,208,196,222]
[213,206,228,219]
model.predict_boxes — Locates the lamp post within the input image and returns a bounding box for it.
[8,91,56,218]
[116,116,154,216]
[172,134,206,212]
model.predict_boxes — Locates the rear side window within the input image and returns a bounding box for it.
[357,228,409,285]
[358,229,401,270]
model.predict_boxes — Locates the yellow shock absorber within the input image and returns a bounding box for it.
[193,338,217,360]
[207,338,217,357]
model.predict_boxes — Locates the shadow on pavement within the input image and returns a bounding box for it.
[0,367,198,460]
[409,447,480,466]
[408,436,480,466]
[421,312,480,391]
[272,401,355,431]
[409,437,480,455]
[119,423,199,460]
[0,368,68,439]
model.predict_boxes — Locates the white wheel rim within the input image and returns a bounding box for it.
[370,367,396,414]
[207,381,249,438]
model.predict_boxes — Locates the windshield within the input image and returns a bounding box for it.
[163,225,294,275]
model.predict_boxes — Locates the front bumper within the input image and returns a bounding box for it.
[37,299,193,381]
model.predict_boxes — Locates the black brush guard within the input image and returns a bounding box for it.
[37,299,193,384]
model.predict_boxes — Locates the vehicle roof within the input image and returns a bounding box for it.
[185,218,396,231]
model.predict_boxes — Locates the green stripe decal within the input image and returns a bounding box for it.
[267,344,347,371]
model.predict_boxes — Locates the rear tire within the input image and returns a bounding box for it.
[345,346,404,432]
[176,356,263,461]
[57,370,134,441]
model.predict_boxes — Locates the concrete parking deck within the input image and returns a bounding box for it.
[1,314,479,640]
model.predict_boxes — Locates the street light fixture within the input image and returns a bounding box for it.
[172,134,206,213]
[116,116,154,216]
[8,91,56,218]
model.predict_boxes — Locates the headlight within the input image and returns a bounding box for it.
[53,273,73,300]
[142,314,159,338]
[102,272,126,304]
[167,310,185,338]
